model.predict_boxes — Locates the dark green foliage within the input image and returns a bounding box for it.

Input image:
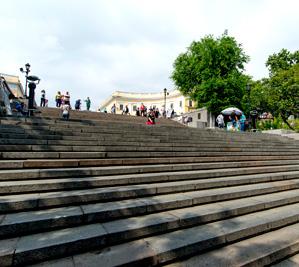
[171,33,250,114]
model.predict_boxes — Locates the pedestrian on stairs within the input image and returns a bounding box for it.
[85,97,91,111]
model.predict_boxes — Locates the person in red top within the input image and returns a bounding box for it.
[140,103,146,117]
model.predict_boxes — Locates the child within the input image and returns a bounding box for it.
[61,103,70,120]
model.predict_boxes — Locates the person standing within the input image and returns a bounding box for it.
[75,99,81,110]
[216,113,224,129]
[240,113,246,131]
[85,97,91,111]
[40,90,46,107]
[55,91,62,107]
[64,91,70,105]
[61,103,70,120]
[111,103,116,114]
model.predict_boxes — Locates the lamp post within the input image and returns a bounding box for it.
[20,63,31,97]
[163,88,168,117]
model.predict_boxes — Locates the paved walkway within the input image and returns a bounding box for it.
[262,129,299,140]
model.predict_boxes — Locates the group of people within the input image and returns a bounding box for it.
[109,103,167,125]
[216,112,247,131]
[54,91,91,110]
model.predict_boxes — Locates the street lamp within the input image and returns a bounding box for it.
[163,88,169,117]
[246,83,251,117]
[20,63,31,97]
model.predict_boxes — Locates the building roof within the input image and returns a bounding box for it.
[100,90,183,108]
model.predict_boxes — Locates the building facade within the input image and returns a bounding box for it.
[99,90,196,115]
[0,73,25,98]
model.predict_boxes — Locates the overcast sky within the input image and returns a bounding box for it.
[0,0,298,110]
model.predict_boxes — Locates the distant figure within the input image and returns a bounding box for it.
[155,108,160,118]
[61,103,70,120]
[103,107,107,113]
[216,113,224,128]
[136,107,140,116]
[240,113,246,131]
[40,90,46,107]
[55,91,62,107]
[111,104,116,114]
[146,109,156,125]
[64,91,70,105]
[140,103,146,117]
[122,105,130,115]
[85,97,91,111]
[75,99,81,110]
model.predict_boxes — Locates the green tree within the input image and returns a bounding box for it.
[266,48,299,75]
[171,32,250,115]
[265,49,299,129]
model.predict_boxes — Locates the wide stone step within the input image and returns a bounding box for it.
[2,144,298,153]
[164,223,299,267]
[0,124,295,144]
[2,138,298,149]
[1,161,299,181]
[1,128,293,146]
[1,188,299,239]
[2,150,299,159]
[1,155,299,169]
[1,176,299,213]
[0,151,107,159]
[3,202,299,266]
[106,151,299,158]
[271,253,299,266]
[1,166,299,194]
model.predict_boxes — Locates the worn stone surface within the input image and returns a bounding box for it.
[14,223,107,265]
[0,206,83,237]
[72,239,158,267]
[165,223,299,267]
[29,257,75,267]
[0,237,19,267]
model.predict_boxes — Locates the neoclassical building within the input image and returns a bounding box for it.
[0,73,25,98]
[99,90,196,115]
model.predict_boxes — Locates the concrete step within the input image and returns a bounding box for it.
[1,139,298,155]
[272,253,299,266]
[1,165,299,194]
[3,202,299,266]
[1,176,299,213]
[1,161,299,181]
[1,188,299,239]
[164,222,299,267]
[1,156,299,170]
[2,137,299,149]
[0,123,297,144]
[2,150,299,160]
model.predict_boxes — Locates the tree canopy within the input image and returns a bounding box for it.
[171,33,250,115]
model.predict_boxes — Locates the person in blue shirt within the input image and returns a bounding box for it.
[240,113,246,131]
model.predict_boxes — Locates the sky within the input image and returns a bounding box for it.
[0,0,298,110]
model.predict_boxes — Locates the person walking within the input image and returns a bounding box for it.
[85,97,91,111]
[40,90,46,107]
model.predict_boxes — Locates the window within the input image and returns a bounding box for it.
[179,101,182,108]
[119,104,123,110]
[198,113,201,119]
[189,100,192,107]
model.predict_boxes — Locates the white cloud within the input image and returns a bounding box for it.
[0,0,298,109]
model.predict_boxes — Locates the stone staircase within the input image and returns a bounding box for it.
[0,113,299,266]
